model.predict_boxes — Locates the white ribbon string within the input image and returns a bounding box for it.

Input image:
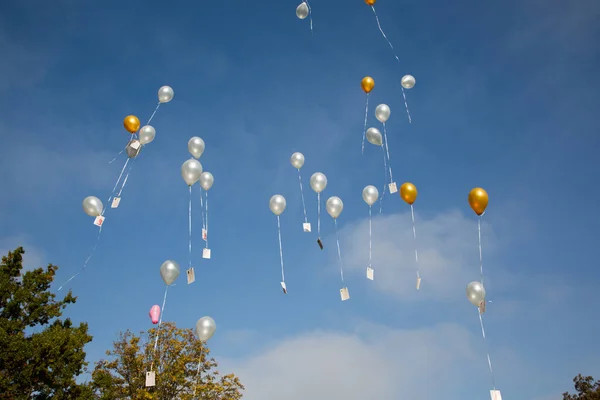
[478,217,484,284]
[151,285,169,371]
[108,149,124,164]
[111,158,130,195]
[317,192,321,238]
[297,169,308,224]
[401,87,412,123]
[189,186,192,269]
[192,359,202,396]
[478,310,497,390]
[361,93,370,154]
[379,145,388,215]
[205,191,209,248]
[58,225,103,291]
[116,160,134,197]
[382,123,393,182]
[305,0,313,35]
[370,5,412,123]
[334,219,345,283]
[368,206,372,267]
[277,215,285,282]
[200,187,206,231]
[411,204,420,279]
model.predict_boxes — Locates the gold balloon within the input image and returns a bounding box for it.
[365,0,376,5]
[361,76,375,94]
[468,187,489,216]
[123,115,141,134]
[400,182,418,205]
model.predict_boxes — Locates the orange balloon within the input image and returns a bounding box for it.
[400,182,418,205]
[123,115,141,134]
[468,188,489,216]
[365,0,376,5]
[361,76,375,94]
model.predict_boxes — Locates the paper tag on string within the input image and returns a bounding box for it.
[187,268,195,284]
[340,287,350,301]
[416,277,422,290]
[317,238,323,250]
[202,228,207,241]
[303,222,311,232]
[490,390,502,400]
[130,140,141,150]
[202,248,211,259]
[388,182,398,194]
[93,216,105,227]
[366,267,374,280]
[111,197,121,208]
[479,301,487,314]
[145,371,156,387]
[280,281,287,294]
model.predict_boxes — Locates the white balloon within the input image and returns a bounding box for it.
[196,316,216,341]
[199,172,214,191]
[269,194,287,216]
[139,125,156,145]
[160,260,180,286]
[188,137,205,159]
[401,75,415,89]
[158,85,174,103]
[362,185,379,206]
[82,196,103,217]
[466,281,486,307]
[296,2,309,19]
[310,172,327,193]
[326,196,343,219]
[375,104,390,123]
[290,152,305,169]
[366,127,383,146]
[181,159,203,186]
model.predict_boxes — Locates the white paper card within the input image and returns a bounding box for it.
[187,268,195,284]
[130,140,141,150]
[111,197,121,208]
[202,248,211,259]
[388,182,398,194]
[145,371,156,387]
[366,267,374,280]
[479,301,487,314]
[490,390,502,400]
[303,222,311,232]
[340,287,350,301]
[202,228,207,241]
[93,216,105,227]
[416,277,422,290]
[280,281,287,294]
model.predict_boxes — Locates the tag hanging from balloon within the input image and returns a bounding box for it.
[361,76,375,154]
[375,104,397,194]
[310,172,327,249]
[296,1,313,35]
[362,186,379,280]
[291,152,311,232]
[326,196,348,300]
[400,183,420,289]
[269,195,288,294]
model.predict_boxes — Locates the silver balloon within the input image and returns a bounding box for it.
[160,260,180,286]
[310,172,327,193]
[366,127,383,146]
[326,196,343,219]
[269,194,287,216]
[126,139,142,158]
[139,125,156,145]
[158,85,174,103]
[362,185,379,206]
[296,2,309,19]
[199,172,214,191]
[401,75,415,89]
[82,196,103,217]
[466,281,486,307]
[375,104,390,123]
[290,152,305,169]
[188,136,205,159]
[196,316,216,341]
[181,159,203,186]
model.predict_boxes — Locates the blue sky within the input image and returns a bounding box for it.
[1,0,599,398]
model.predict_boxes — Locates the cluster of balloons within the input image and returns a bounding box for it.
[182,137,214,191]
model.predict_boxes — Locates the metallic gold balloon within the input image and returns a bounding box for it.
[400,182,417,205]
[468,187,489,216]
[365,0,376,5]
[123,115,140,134]
[361,76,375,93]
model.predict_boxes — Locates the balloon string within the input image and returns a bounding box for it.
[368,206,372,267]
[192,360,202,397]
[199,188,206,231]
[205,191,209,249]
[382,122,393,182]
[116,159,135,197]
[189,186,192,269]
[57,225,103,291]
[297,169,308,224]
[410,204,420,280]
[305,0,313,35]
[111,158,130,195]
[361,93,370,155]
[478,310,497,390]
[317,192,321,238]
[401,87,412,124]
[277,215,285,282]
[334,219,345,283]
[108,149,124,164]
[379,145,387,215]
[151,285,169,371]
[478,217,484,285]
[146,102,161,125]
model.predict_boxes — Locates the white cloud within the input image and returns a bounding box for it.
[0,235,45,272]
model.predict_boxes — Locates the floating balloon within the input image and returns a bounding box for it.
[158,86,174,103]
[326,196,343,219]
[199,172,214,191]
[196,316,216,341]
[82,196,103,217]
[181,159,203,186]
[365,0,376,5]
[139,125,156,145]
[466,281,486,307]
[290,152,305,169]
[123,115,140,134]
[361,76,375,94]
[188,137,205,159]
[366,127,383,146]
[362,185,379,206]
[401,75,416,89]
[400,182,418,205]
[468,187,489,216]
[269,194,287,216]
[149,305,160,324]
[310,172,327,193]
[375,104,390,123]
[296,2,308,19]
[126,139,142,158]
[160,260,180,286]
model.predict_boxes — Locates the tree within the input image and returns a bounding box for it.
[0,247,93,399]
[563,374,600,400]
[91,322,244,399]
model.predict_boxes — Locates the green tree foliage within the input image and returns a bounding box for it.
[0,247,93,399]
[563,374,600,400]
[91,322,244,399]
